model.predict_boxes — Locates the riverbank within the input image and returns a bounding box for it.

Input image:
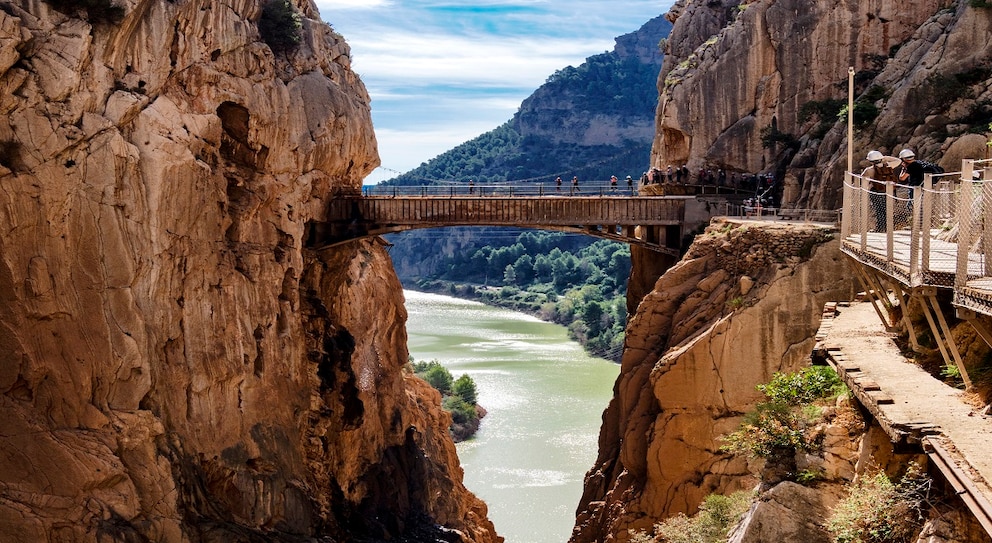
[405,278,625,362]
[403,290,621,543]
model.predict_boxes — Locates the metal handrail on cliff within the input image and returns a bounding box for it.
[840,169,965,288]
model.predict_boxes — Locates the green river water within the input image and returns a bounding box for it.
[403,290,621,543]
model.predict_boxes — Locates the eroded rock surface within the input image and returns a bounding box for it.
[0,1,496,541]
[652,0,992,211]
[572,220,856,542]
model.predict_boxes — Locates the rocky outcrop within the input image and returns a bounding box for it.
[572,220,857,542]
[727,482,844,543]
[652,0,992,211]
[512,15,672,147]
[0,1,496,541]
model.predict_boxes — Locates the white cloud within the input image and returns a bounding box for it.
[350,33,611,89]
[314,0,677,183]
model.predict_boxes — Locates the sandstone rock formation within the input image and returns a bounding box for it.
[652,0,992,211]
[0,1,497,541]
[572,220,857,542]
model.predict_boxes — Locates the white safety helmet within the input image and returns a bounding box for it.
[898,149,915,159]
[866,150,883,162]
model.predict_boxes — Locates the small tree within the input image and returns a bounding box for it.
[453,374,478,405]
[258,0,302,53]
[415,361,453,395]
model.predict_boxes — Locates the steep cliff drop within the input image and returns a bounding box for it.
[0,1,497,541]
[572,220,856,542]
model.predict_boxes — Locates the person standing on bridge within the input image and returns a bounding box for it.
[610,175,618,191]
[572,176,580,194]
[626,175,633,193]
[469,179,475,194]
[555,176,562,193]
[863,150,901,231]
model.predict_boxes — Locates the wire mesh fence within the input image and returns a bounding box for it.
[841,158,992,315]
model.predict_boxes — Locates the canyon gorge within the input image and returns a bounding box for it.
[2,0,992,542]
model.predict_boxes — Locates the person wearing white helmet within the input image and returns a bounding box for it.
[898,148,923,186]
[862,150,901,231]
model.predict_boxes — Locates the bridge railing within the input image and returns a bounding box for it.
[363,183,634,197]
[953,159,992,315]
[840,168,964,287]
[361,182,753,198]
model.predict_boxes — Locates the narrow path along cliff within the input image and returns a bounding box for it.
[817,300,992,531]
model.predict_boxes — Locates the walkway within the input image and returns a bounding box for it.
[308,194,708,255]
[816,300,992,535]
[840,158,992,313]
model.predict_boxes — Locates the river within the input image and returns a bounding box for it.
[403,290,621,543]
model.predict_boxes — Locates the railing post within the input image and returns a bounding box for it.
[983,180,992,278]
[922,174,933,275]
[957,162,974,290]
[909,182,922,285]
[841,172,852,239]
[885,181,895,266]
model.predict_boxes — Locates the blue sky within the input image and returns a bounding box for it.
[313,1,675,184]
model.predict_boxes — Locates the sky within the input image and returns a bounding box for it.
[312,1,675,184]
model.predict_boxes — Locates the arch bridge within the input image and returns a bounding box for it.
[305,191,711,256]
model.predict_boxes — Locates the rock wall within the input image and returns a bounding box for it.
[0,1,496,541]
[652,0,992,211]
[572,220,857,542]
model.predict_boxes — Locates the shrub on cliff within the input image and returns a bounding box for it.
[721,366,848,479]
[46,0,125,24]
[827,464,929,543]
[412,359,482,441]
[630,491,754,543]
[258,0,302,53]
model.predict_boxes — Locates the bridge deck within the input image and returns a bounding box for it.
[309,195,690,255]
[326,195,686,227]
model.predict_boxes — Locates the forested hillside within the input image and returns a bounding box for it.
[408,231,631,361]
[381,16,672,360]
[381,15,672,187]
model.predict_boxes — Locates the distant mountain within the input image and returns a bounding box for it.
[380,15,673,187]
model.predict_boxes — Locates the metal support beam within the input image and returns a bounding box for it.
[918,288,972,389]
[850,260,897,331]
[893,284,922,352]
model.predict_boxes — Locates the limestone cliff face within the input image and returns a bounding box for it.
[572,221,856,542]
[0,1,496,541]
[652,0,992,210]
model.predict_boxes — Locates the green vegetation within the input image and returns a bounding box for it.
[760,125,798,149]
[630,491,755,543]
[46,0,125,23]
[403,231,631,361]
[540,52,663,118]
[411,360,482,441]
[800,98,846,139]
[721,366,848,477]
[827,464,930,543]
[383,122,650,187]
[258,0,302,53]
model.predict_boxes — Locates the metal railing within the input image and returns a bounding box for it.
[840,159,992,294]
[952,159,992,315]
[361,181,754,198]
